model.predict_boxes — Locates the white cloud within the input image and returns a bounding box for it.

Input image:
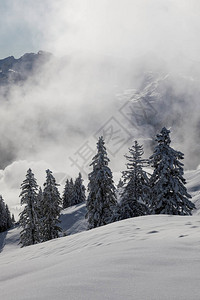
[0,0,199,213]
[0,160,68,219]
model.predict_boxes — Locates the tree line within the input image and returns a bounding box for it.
[17,127,195,247]
[86,127,195,228]
[0,196,15,233]
[18,170,86,247]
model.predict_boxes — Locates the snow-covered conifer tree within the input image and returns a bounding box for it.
[120,141,150,220]
[62,179,71,209]
[5,204,12,230]
[36,187,43,217]
[62,178,78,208]
[35,187,44,242]
[19,169,39,247]
[69,178,77,206]
[149,127,195,215]
[0,196,7,232]
[11,214,15,225]
[0,198,13,232]
[86,136,117,229]
[41,169,62,241]
[74,173,86,204]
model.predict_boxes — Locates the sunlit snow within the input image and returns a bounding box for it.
[0,169,199,299]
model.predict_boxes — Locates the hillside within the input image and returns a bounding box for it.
[0,214,200,300]
[185,168,200,213]
[1,167,200,253]
[0,167,199,299]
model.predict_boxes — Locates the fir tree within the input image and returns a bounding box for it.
[11,214,15,225]
[149,127,195,215]
[0,196,7,232]
[69,178,77,206]
[5,204,12,229]
[41,169,62,242]
[35,187,44,242]
[74,173,86,204]
[62,179,71,209]
[62,178,79,208]
[86,136,117,229]
[120,141,150,220]
[19,169,39,247]
[36,187,43,217]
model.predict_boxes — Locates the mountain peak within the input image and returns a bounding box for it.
[0,51,52,86]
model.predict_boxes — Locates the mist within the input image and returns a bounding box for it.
[0,0,199,215]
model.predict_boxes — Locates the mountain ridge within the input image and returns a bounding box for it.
[0,51,52,86]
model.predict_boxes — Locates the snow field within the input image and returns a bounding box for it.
[0,215,200,300]
[0,168,199,299]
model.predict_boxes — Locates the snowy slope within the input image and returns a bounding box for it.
[0,215,200,300]
[0,167,199,253]
[0,203,88,254]
[0,227,20,254]
[60,203,87,235]
[185,169,200,214]
[0,169,199,299]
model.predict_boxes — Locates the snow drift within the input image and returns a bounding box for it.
[0,214,200,300]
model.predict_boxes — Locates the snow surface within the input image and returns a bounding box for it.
[185,169,200,214]
[60,203,87,235]
[0,203,87,254]
[0,215,200,300]
[0,169,199,300]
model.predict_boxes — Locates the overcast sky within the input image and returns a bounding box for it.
[0,0,200,62]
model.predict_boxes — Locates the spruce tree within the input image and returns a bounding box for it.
[36,187,43,217]
[35,187,44,242]
[19,169,39,247]
[62,178,78,208]
[74,173,86,204]
[5,204,12,230]
[69,178,77,206]
[120,141,150,220]
[62,179,71,208]
[0,196,7,232]
[11,214,15,225]
[86,136,117,229]
[0,197,13,232]
[150,127,195,215]
[41,169,62,242]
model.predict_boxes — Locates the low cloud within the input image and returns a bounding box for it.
[0,1,199,214]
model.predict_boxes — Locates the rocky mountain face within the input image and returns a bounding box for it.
[0,51,52,87]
